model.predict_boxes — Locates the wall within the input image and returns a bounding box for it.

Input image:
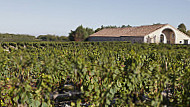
[120,36,144,43]
[88,36,144,43]
[175,30,190,44]
[88,37,121,41]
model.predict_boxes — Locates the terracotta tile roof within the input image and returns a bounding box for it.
[90,24,168,37]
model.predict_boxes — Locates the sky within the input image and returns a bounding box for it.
[0,0,189,36]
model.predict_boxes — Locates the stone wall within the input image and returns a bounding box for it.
[120,36,144,43]
[88,36,144,43]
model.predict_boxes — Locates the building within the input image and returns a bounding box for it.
[88,24,190,44]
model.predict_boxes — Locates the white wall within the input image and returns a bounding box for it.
[175,30,190,44]
[144,25,190,44]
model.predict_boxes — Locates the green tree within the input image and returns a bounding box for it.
[95,26,103,33]
[59,36,69,41]
[95,25,131,32]
[86,28,94,36]
[69,25,94,41]
[121,25,132,28]
[68,30,75,41]
[95,25,117,33]
[0,33,37,42]
[187,30,190,37]
[37,35,58,41]
[153,23,161,25]
[178,23,187,34]
[37,34,69,41]
[37,35,48,41]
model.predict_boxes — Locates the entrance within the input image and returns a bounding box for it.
[162,29,175,44]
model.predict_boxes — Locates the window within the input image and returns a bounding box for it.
[160,34,164,43]
[147,36,151,43]
[184,40,188,45]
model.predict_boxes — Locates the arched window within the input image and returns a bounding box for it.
[160,34,164,43]
[147,36,151,43]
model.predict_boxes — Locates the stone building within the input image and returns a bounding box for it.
[88,24,190,44]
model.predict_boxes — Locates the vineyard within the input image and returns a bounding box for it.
[0,42,190,107]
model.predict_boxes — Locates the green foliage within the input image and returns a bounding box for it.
[0,42,190,106]
[187,30,190,37]
[121,25,132,28]
[86,28,94,35]
[153,23,162,25]
[68,25,94,41]
[0,33,69,42]
[178,23,187,34]
[37,34,68,42]
[95,25,132,32]
[0,33,37,42]
[177,23,190,37]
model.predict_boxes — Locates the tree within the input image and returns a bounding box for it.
[86,28,94,36]
[178,23,187,34]
[37,35,58,41]
[0,33,37,42]
[59,36,69,41]
[37,34,69,42]
[95,25,117,33]
[68,31,75,41]
[95,25,104,33]
[68,25,94,41]
[187,30,190,37]
[153,23,161,25]
[121,25,132,28]
[95,25,131,32]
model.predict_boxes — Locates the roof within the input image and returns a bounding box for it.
[90,24,168,37]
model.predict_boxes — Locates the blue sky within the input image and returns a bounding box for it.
[0,0,189,36]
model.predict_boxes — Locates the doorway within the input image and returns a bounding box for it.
[162,29,175,44]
